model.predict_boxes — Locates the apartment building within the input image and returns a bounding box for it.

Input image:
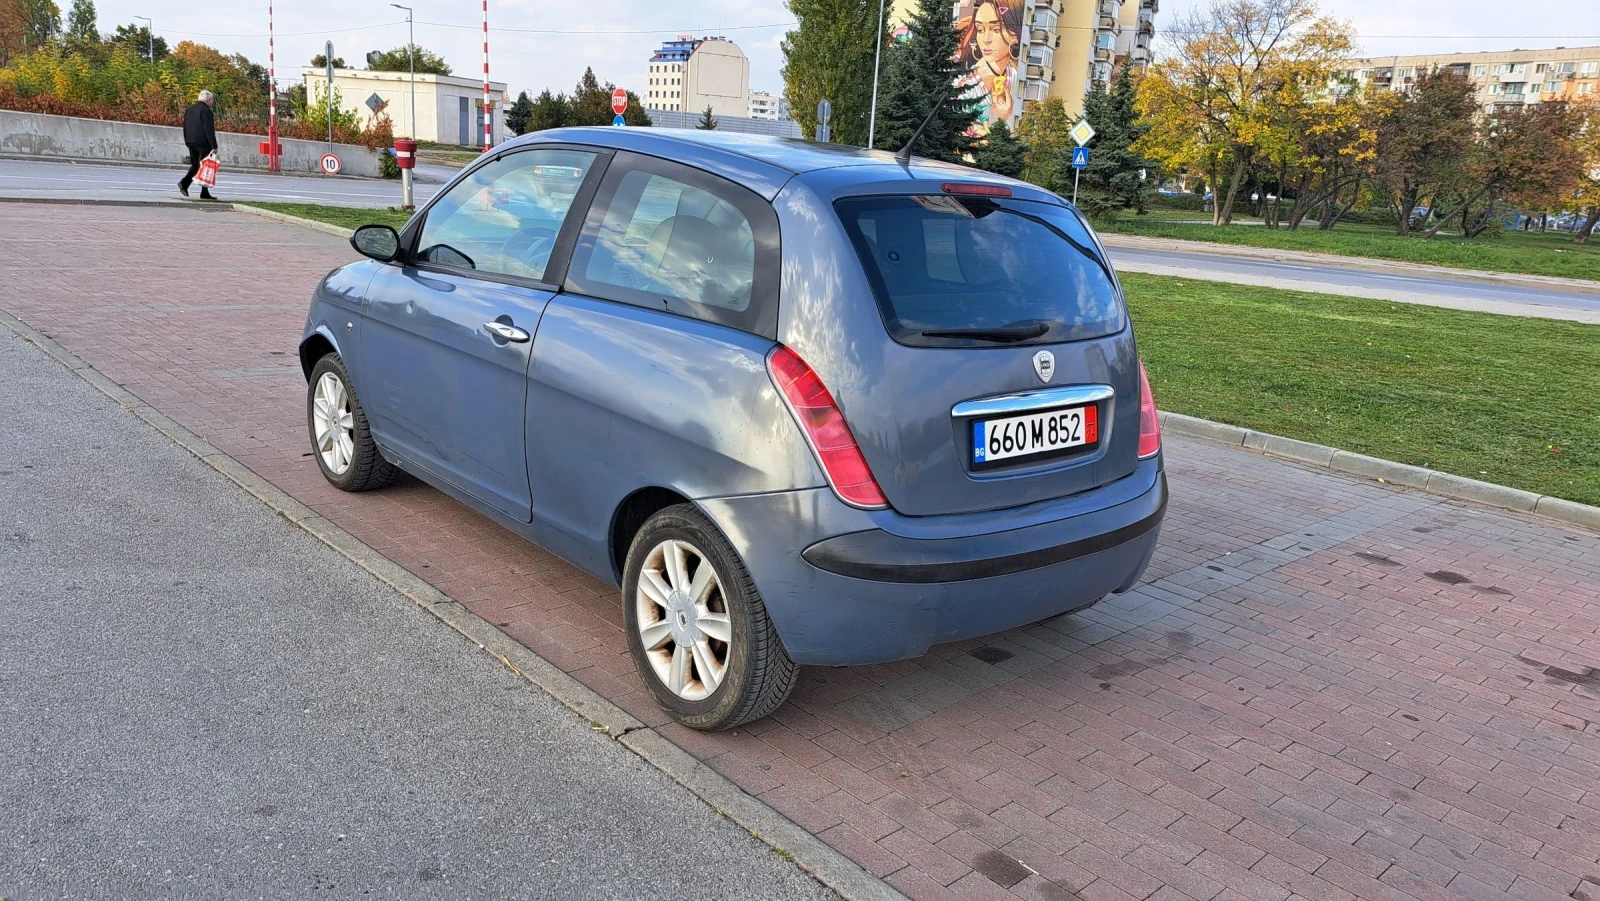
[1344,46,1600,113]
[747,90,788,121]
[890,0,1156,130]
[644,36,751,119]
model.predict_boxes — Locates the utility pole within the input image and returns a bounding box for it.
[133,16,152,61]
[266,1,279,172]
[325,40,336,148]
[867,0,886,150]
[390,4,416,142]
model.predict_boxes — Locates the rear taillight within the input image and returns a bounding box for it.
[767,346,888,509]
[1138,361,1162,459]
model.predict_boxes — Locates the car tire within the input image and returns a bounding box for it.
[307,353,398,492]
[622,504,798,731]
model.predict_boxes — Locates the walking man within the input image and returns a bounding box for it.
[178,90,219,200]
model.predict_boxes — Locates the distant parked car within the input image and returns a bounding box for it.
[298,128,1166,730]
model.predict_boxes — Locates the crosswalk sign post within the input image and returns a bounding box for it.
[1070,146,1090,206]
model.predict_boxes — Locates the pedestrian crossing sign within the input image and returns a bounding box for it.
[1071,147,1090,169]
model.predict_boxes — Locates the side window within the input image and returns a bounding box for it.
[566,153,780,339]
[416,148,599,282]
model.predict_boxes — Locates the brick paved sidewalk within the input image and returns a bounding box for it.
[6,204,1599,901]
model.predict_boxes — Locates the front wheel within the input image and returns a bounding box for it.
[622,505,798,730]
[306,353,398,492]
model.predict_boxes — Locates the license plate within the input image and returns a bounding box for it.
[972,404,1098,468]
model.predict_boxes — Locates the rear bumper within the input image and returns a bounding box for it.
[698,457,1165,666]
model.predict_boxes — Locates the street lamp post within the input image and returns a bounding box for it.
[389,4,415,142]
[867,0,885,150]
[132,15,152,61]
[390,4,416,210]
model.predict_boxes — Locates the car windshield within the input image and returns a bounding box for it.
[836,195,1125,347]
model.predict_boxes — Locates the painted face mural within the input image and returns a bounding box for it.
[955,0,1024,135]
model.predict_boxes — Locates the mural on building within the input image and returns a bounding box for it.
[954,0,1026,135]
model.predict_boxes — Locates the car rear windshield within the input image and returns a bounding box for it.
[836,195,1125,347]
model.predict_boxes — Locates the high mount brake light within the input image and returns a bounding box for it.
[941,182,1012,198]
[768,347,889,509]
[1138,361,1162,459]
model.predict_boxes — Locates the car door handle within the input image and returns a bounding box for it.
[484,321,530,343]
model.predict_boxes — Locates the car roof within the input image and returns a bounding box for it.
[512,126,1054,203]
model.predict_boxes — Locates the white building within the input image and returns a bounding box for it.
[644,36,750,119]
[302,68,509,146]
[747,90,786,121]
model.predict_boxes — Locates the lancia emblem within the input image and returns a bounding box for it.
[1032,350,1055,384]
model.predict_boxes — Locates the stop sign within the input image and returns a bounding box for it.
[611,88,627,114]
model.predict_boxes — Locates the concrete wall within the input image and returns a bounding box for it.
[0,110,381,177]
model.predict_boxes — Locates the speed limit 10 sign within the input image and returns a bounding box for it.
[319,152,342,175]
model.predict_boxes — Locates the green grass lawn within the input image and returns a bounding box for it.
[1102,216,1600,282]
[1123,272,1599,505]
[237,202,412,231]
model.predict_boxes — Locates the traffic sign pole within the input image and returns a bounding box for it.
[611,87,627,126]
[1073,168,1080,207]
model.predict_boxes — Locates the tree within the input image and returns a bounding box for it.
[1016,96,1072,190]
[1135,0,1354,225]
[309,52,345,68]
[109,21,166,60]
[1071,64,1156,214]
[366,44,450,76]
[526,88,571,132]
[1418,102,1585,239]
[2,0,60,60]
[1566,100,1600,245]
[972,118,1025,178]
[781,0,883,144]
[697,105,718,130]
[871,0,976,161]
[503,90,534,135]
[63,0,92,40]
[566,68,650,127]
[1369,68,1478,236]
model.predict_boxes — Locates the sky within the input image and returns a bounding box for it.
[90,0,1600,103]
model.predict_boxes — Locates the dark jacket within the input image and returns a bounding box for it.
[183,101,217,151]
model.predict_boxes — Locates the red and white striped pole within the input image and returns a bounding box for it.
[482,0,491,153]
[267,1,279,171]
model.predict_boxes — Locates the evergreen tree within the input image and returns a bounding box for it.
[972,119,1025,178]
[63,0,93,41]
[569,67,610,125]
[697,105,718,130]
[781,0,884,144]
[504,90,535,134]
[621,90,652,127]
[1065,63,1155,213]
[871,0,976,162]
[1016,96,1072,190]
[527,89,571,132]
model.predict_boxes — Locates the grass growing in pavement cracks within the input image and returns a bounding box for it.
[1122,272,1600,506]
[237,202,412,231]
[1100,217,1600,283]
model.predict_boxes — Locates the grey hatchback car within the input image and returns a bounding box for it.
[300,127,1166,730]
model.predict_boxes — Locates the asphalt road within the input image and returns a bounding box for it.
[1105,241,1600,324]
[0,156,445,207]
[0,328,831,900]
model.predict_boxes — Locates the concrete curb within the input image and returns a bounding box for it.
[229,203,360,239]
[1159,411,1600,532]
[1099,232,1600,297]
[0,308,902,901]
[0,195,231,211]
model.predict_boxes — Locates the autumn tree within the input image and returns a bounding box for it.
[1419,102,1585,238]
[0,0,60,65]
[1368,68,1478,236]
[1134,0,1354,225]
[1016,96,1072,190]
[782,0,883,144]
[1566,100,1600,245]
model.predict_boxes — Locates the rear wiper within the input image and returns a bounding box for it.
[921,322,1050,343]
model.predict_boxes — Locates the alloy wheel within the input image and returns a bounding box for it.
[312,371,356,476]
[635,538,732,701]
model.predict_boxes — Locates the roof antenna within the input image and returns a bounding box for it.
[895,95,949,165]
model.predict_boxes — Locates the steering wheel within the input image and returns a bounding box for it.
[498,226,557,277]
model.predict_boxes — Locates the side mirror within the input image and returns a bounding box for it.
[350,224,401,262]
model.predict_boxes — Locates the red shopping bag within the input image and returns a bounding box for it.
[195,152,220,188]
